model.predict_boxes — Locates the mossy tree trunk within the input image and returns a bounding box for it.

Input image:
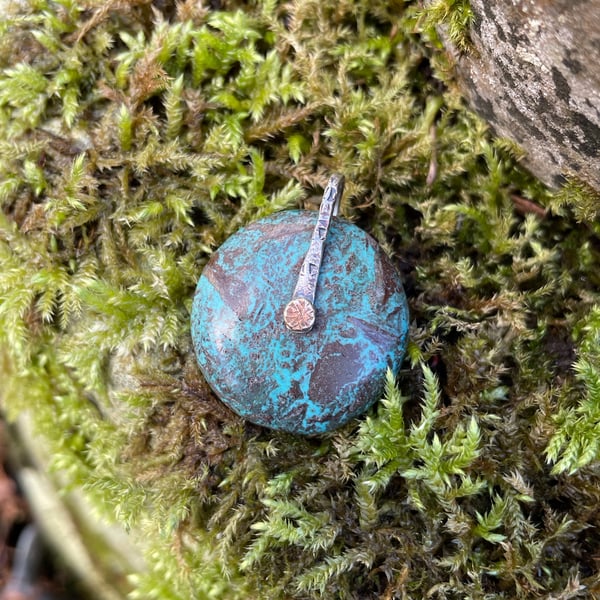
[441,0,600,191]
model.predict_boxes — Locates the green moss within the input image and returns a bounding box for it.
[414,0,474,52]
[0,1,599,598]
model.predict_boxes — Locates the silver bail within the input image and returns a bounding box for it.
[283,174,345,332]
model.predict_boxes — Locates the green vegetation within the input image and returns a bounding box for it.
[0,0,598,598]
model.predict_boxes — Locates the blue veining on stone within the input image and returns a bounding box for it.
[191,210,409,435]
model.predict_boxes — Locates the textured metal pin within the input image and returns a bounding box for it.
[191,175,409,435]
[283,174,343,332]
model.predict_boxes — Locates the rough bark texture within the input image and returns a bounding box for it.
[448,0,600,190]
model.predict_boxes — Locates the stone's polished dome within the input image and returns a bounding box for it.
[191,210,409,435]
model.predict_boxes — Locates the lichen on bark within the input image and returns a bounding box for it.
[435,0,600,192]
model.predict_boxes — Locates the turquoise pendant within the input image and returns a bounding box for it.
[191,176,409,435]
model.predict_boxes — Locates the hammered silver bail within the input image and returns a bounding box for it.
[283,174,345,332]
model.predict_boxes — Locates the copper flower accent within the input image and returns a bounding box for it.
[283,297,315,332]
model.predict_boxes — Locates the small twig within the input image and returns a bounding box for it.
[511,193,548,218]
[426,124,438,187]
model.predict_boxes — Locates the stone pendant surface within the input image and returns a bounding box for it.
[191,176,409,435]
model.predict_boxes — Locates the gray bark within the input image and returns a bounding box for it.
[445,0,600,191]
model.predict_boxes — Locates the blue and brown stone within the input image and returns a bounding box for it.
[191,210,409,435]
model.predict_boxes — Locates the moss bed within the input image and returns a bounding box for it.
[0,1,599,598]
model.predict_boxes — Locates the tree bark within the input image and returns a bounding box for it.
[445,0,600,191]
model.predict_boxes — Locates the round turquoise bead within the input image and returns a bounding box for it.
[191,210,409,435]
